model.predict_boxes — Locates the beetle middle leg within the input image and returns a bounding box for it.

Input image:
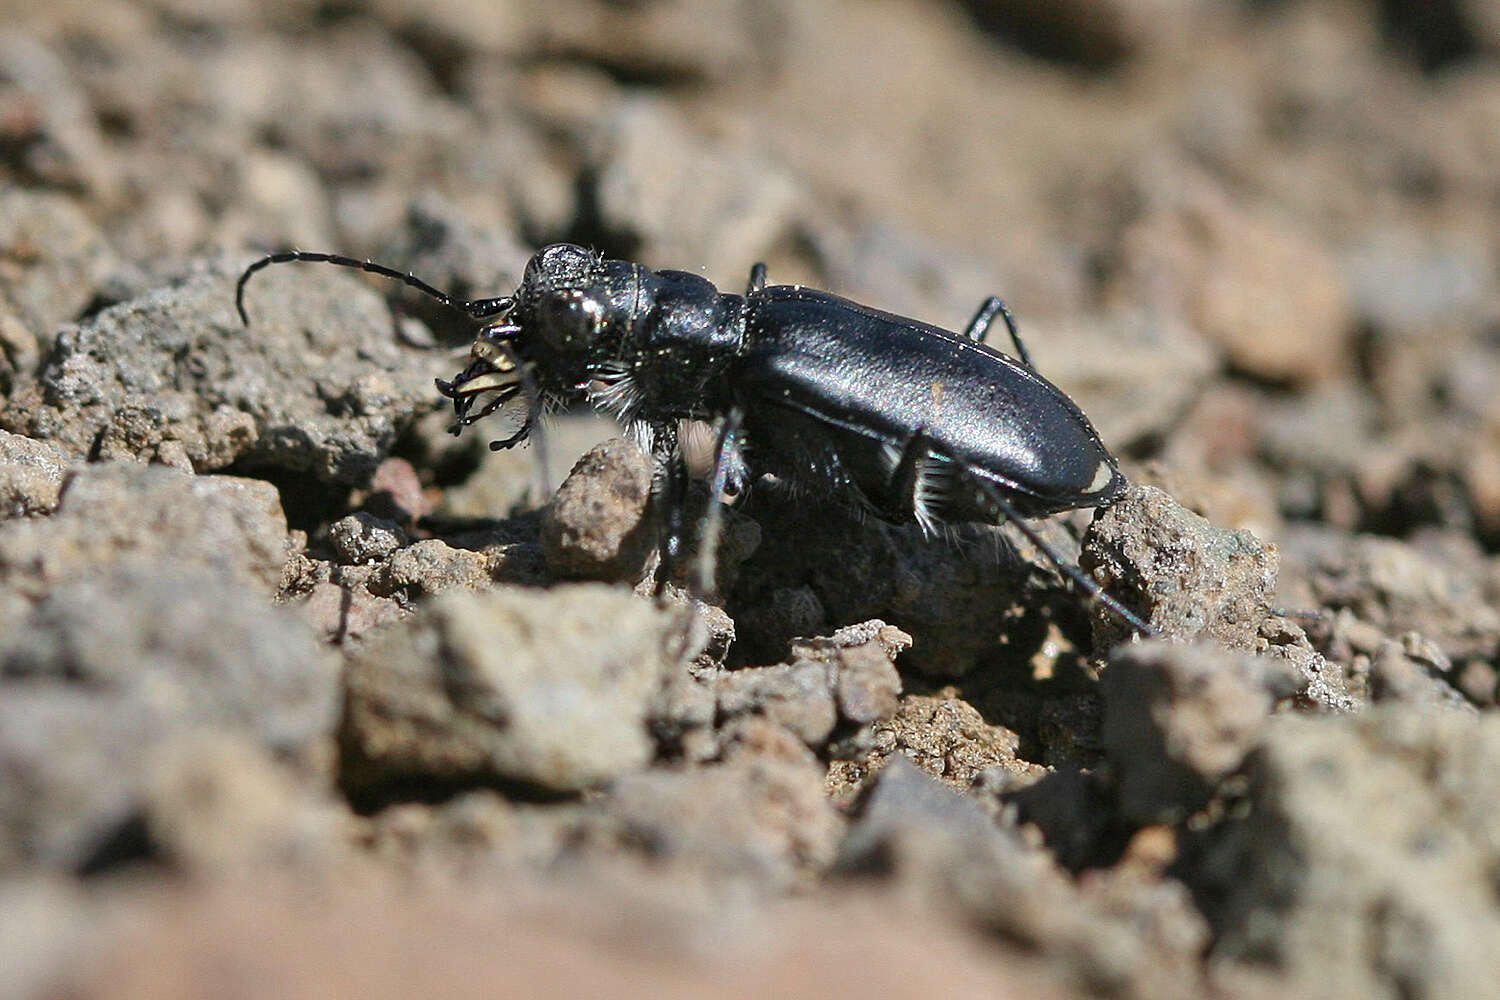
[886,430,960,536]
[964,297,1034,370]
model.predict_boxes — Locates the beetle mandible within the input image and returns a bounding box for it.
[236,243,1154,636]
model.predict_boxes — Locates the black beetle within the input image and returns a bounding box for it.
[237,244,1153,636]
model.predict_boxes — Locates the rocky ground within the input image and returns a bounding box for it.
[3,1,1500,996]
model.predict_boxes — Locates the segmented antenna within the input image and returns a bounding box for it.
[235,250,516,326]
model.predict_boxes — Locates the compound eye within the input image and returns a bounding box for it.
[536,288,606,352]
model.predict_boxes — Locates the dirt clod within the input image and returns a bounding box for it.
[341,585,694,796]
[1085,485,1278,648]
[542,436,657,584]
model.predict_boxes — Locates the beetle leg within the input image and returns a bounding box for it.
[964,297,1034,370]
[746,262,767,295]
[690,407,746,598]
[972,478,1157,637]
[886,431,954,537]
[653,425,688,598]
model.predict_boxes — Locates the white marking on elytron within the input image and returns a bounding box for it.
[1087,461,1113,493]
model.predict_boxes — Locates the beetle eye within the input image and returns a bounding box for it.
[536,288,606,352]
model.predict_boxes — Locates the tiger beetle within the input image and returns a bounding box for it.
[237,244,1155,637]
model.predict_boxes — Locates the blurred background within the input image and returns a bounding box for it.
[4,1,1500,993]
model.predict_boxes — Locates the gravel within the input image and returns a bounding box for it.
[4,3,1499,998]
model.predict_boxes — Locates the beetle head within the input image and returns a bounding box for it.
[517,243,613,358]
[435,244,615,447]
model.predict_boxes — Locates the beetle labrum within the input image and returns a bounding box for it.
[236,244,1154,637]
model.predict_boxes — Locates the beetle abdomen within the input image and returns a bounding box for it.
[739,287,1122,517]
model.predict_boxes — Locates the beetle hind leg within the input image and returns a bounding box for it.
[970,477,1157,638]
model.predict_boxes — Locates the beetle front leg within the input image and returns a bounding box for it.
[653,425,688,597]
[690,407,745,598]
[964,296,1034,370]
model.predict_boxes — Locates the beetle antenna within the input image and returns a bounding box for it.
[236,250,515,326]
[977,482,1157,638]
